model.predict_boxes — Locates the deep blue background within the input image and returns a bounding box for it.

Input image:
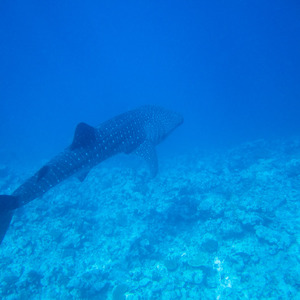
[0,0,299,163]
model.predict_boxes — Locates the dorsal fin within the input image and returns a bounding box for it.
[70,122,96,150]
[37,165,50,181]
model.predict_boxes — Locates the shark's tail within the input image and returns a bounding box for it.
[0,195,19,244]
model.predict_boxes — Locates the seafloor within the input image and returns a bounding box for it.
[0,138,299,299]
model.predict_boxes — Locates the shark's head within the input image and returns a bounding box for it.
[142,106,184,144]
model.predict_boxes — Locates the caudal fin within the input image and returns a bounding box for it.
[0,195,19,245]
[0,209,13,244]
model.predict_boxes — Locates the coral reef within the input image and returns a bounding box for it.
[0,137,299,299]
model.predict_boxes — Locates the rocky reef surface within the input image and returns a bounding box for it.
[0,137,299,299]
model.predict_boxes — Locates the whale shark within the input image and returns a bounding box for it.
[0,105,183,244]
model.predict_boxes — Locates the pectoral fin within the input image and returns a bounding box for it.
[135,140,158,177]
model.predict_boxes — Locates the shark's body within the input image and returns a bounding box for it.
[0,105,183,244]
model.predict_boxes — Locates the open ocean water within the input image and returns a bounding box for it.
[0,1,300,299]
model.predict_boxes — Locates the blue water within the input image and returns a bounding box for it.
[0,1,299,299]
